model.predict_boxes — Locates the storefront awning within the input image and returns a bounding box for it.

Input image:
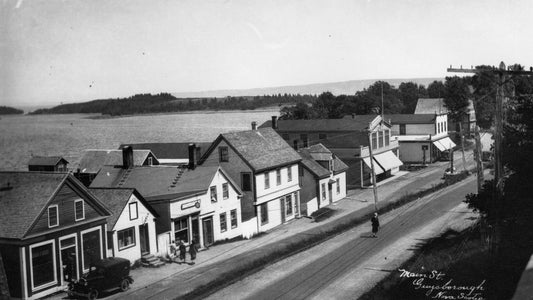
[362,157,385,175]
[373,151,403,171]
[434,137,456,151]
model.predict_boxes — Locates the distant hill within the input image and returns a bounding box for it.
[0,106,24,115]
[172,78,443,98]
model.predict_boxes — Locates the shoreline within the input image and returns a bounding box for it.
[82,107,281,120]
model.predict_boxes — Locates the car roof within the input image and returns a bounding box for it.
[92,257,130,268]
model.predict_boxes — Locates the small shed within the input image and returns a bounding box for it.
[28,156,69,172]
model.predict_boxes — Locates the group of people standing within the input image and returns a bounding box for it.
[169,239,199,265]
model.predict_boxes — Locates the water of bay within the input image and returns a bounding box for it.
[0,109,278,171]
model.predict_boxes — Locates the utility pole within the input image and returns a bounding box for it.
[368,123,379,213]
[474,125,484,193]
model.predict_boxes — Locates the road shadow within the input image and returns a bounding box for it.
[311,207,338,222]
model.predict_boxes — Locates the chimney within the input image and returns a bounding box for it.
[188,143,196,170]
[251,121,257,130]
[122,146,134,169]
[271,116,278,129]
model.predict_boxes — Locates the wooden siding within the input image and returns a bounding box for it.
[298,168,318,216]
[28,183,102,236]
[201,140,256,222]
[0,244,21,298]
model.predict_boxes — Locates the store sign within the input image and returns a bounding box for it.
[181,200,201,210]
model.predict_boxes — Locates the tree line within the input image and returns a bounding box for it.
[29,93,317,116]
[0,106,24,115]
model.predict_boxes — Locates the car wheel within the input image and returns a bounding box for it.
[87,289,98,300]
[120,279,130,291]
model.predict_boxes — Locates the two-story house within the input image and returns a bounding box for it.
[0,172,111,300]
[261,115,402,188]
[90,146,243,252]
[199,125,302,236]
[297,144,348,216]
[415,98,476,136]
[386,113,456,164]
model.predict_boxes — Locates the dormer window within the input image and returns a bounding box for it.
[48,205,58,228]
[75,199,85,221]
[148,157,153,166]
[129,202,138,220]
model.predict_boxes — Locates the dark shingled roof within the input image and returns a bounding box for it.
[28,156,69,166]
[414,98,449,114]
[260,115,378,132]
[0,172,110,240]
[384,114,437,124]
[89,188,159,229]
[90,165,239,201]
[298,143,349,178]
[118,142,212,159]
[213,127,301,172]
[77,149,156,174]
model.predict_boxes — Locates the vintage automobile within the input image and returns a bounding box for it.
[68,257,133,299]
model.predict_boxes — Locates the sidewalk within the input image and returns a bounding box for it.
[44,155,472,300]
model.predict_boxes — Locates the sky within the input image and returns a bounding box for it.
[1,0,532,106]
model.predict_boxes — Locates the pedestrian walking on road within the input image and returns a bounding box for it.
[189,239,199,265]
[371,212,380,238]
[169,240,177,262]
[178,240,187,263]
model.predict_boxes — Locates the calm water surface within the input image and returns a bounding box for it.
[0,110,278,171]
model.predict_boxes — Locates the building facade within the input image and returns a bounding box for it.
[0,172,111,300]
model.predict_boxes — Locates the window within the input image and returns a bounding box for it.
[400,124,406,135]
[286,195,293,216]
[385,130,390,146]
[241,173,252,191]
[48,205,58,228]
[282,133,290,140]
[329,160,333,172]
[336,178,341,194]
[276,169,281,185]
[260,203,269,225]
[75,199,85,221]
[294,192,299,216]
[298,165,304,177]
[230,209,237,228]
[371,132,377,150]
[321,183,326,200]
[293,140,298,150]
[220,213,227,232]
[148,157,153,166]
[319,133,327,140]
[118,227,136,250]
[129,202,138,220]
[287,167,292,182]
[210,186,217,202]
[219,146,229,162]
[222,183,229,199]
[301,134,308,148]
[264,172,270,189]
[378,131,384,148]
[31,242,55,289]
[174,218,189,242]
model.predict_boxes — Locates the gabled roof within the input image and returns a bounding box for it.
[384,114,437,124]
[414,98,449,114]
[77,149,156,174]
[260,115,379,132]
[0,172,110,240]
[118,142,212,159]
[28,156,69,166]
[201,127,301,172]
[89,188,159,229]
[298,143,349,179]
[415,98,476,115]
[90,165,240,202]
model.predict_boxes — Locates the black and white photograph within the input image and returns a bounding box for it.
[1,0,533,299]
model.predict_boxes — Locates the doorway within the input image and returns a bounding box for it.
[139,223,149,255]
[328,182,333,204]
[191,215,200,244]
[59,236,78,285]
[202,217,214,247]
[280,198,286,223]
